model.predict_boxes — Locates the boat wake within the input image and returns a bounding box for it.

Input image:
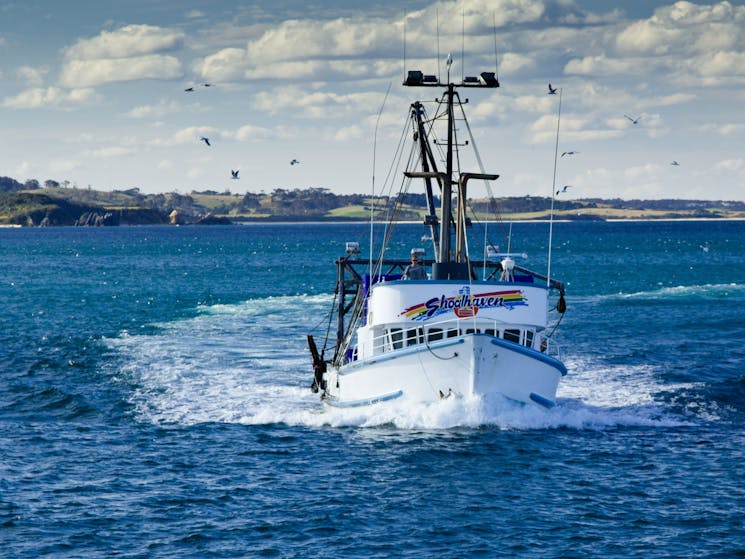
[576,282,745,304]
[106,295,709,431]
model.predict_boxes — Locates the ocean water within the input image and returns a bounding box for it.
[1,221,743,558]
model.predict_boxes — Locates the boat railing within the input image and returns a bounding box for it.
[347,317,561,363]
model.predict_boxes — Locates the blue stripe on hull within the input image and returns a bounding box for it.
[529,392,556,409]
[489,337,568,376]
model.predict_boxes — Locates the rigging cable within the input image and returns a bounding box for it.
[370,82,392,275]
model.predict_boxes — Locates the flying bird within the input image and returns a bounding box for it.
[184,87,194,92]
[290,159,300,165]
[548,83,558,95]
[556,185,572,195]
[200,137,211,146]
[671,160,680,166]
[561,151,579,157]
[202,83,212,87]
[231,170,239,179]
[624,114,641,124]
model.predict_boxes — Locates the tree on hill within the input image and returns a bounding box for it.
[0,176,26,193]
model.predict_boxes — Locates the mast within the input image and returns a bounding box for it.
[440,82,455,266]
[403,67,500,279]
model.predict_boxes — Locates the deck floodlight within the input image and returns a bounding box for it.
[405,70,424,86]
[346,241,360,254]
[479,72,499,87]
[423,74,437,83]
[463,76,479,83]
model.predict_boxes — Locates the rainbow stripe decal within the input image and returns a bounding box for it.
[400,286,528,321]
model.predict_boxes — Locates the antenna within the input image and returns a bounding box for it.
[461,10,465,83]
[436,9,441,82]
[547,87,562,287]
[493,14,499,80]
[403,13,407,83]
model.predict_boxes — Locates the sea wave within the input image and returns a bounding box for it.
[570,282,745,305]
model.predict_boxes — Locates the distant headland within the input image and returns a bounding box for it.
[1,176,744,226]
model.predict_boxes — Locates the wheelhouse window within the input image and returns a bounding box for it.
[407,327,423,346]
[503,329,521,344]
[427,328,443,342]
[389,328,404,350]
[524,330,534,348]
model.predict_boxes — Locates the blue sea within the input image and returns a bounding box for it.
[1,221,744,558]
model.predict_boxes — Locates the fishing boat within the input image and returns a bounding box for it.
[308,60,567,409]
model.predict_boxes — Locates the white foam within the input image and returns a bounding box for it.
[107,295,700,431]
[589,283,745,302]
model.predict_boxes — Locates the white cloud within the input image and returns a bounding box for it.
[151,125,219,147]
[232,124,281,141]
[193,47,247,82]
[2,86,99,109]
[252,86,386,119]
[60,24,185,87]
[51,159,82,173]
[625,162,664,180]
[64,24,184,60]
[60,55,182,88]
[192,0,555,84]
[711,158,743,173]
[703,123,745,136]
[84,146,134,158]
[529,112,622,144]
[697,50,745,77]
[126,99,197,119]
[333,125,364,142]
[244,18,397,64]
[564,54,639,76]
[17,65,48,86]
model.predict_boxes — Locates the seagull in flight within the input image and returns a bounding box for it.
[548,83,558,95]
[624,114,641,124]
[200,137,211,146]
[556,185,572,195]
[231,170,239,179]
[184,87,194,92]
[290,159,300,165]
[671,160,680,166]
[561,151,579,157]
[202,83,212,87]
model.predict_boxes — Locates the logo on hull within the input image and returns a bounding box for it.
[400,286,528,321]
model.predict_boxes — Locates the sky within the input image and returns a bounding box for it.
[1,0,745,201]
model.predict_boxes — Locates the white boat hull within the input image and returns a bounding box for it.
[322,333,566,408]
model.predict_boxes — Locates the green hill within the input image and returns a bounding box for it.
[1,184,744,226]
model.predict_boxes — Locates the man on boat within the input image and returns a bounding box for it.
[403,253,427,280]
